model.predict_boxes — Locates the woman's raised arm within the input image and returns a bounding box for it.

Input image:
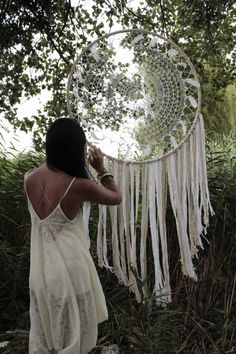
[76,146,122,205]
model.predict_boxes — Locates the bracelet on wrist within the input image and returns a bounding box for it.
[99,172,114,182]
[97,168,107,178]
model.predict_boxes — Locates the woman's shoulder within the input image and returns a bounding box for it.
[24,167,37,178]
[24,166,41,180]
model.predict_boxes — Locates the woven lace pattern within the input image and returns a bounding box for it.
[68,30,200,161]
[29,289,97,354]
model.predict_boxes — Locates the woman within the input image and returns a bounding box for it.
[24,118,122,354]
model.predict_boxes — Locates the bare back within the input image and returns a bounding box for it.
[24,164,83,221]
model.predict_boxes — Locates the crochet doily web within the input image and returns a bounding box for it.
[67,30,200,162]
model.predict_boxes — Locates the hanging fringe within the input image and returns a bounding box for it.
[129,164,142,302]
[118,161,129,285]
[97,157,112,270]
[139,164,149,298]
[155,160,171,304]
[198,114,215,227]
[94,113,213,303]
[122,163,133,286]
[109,160,125,283]
[187,131,203,257]
[148,162,164,302]
[167,149,197,280]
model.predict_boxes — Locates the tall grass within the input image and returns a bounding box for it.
[0,136,235,353]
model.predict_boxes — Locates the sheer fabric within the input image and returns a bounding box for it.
[25,177,108,354]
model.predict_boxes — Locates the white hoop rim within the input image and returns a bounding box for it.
[66,28,202,164]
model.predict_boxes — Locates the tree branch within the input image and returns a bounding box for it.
[27,3,70,65]
[159,0,169,37]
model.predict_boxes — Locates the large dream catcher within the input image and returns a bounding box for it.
[67,29,214,304]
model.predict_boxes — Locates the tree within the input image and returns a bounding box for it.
[0,0,235,149]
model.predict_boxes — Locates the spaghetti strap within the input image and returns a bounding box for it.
[24,172,76,215]
[60,177,76,203]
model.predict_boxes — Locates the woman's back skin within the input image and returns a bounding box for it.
[24,148,122,222]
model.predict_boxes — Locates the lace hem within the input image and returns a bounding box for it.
[29,288,98,354]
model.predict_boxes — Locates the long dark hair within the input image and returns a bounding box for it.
[45,118,88,178]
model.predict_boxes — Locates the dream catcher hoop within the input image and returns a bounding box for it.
[67,29,201,162]
[67,29,213,304]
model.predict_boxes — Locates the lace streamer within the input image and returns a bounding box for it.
[94,114,213,303]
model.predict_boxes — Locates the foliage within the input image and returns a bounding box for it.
[0,0,235,149]
[0,135,235,353]
[225,85,236,130]
[0,150,44,333]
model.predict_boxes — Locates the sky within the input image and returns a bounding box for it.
[1,95,46,154]
[1,120,33,153]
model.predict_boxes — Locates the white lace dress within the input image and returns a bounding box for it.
[26,177,108,354]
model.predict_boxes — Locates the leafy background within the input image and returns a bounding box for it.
[0,0,235,353]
